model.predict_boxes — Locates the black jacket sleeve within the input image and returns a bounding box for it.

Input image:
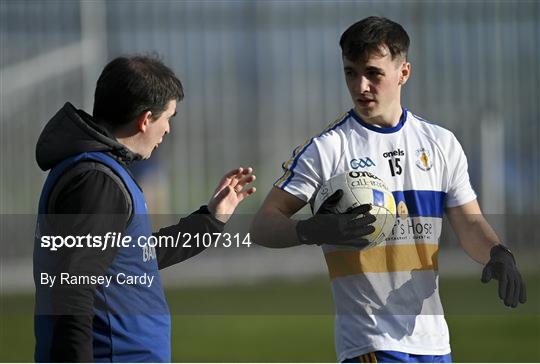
[154,205,226,270]
[45,168,129,362]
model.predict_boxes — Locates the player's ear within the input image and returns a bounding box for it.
[399,62,411,86]
[135,110,153,132]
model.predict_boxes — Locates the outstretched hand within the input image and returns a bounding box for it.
[207,167,256,223]
[481,245,527,308]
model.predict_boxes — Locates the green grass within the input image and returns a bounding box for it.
[447,315,540,362]
[171,315,335,362]
[1,275,539,362]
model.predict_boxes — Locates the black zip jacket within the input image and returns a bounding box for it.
[35,102,224,362]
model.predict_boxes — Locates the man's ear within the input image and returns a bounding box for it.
[136,111,153,132]
[399,62,411,86]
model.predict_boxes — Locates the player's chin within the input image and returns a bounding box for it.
[355,103,377,117]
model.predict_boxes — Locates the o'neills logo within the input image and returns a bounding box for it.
[348,170,380,180]
[383,148,405,158]
[415,148,433,171]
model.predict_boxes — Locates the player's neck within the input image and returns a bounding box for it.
[355,105,403,128]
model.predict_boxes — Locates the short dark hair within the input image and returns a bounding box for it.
[339,16,410,63]
[93,55,184,127]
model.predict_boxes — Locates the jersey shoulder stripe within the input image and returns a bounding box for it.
[275,111,350,188]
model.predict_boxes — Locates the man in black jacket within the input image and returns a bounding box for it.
[34,55,256,362]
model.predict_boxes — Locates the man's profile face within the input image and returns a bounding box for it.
[343,46,409,123]
[141,99,177,159]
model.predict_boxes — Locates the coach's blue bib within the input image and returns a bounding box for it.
[34,152,170,362]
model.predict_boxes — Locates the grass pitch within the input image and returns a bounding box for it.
[1,275,538,362]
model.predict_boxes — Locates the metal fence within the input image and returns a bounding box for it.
[2,0,538,215]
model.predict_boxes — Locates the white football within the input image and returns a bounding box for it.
[313,171,396,248]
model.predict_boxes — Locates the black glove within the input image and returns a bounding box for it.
[296,190,376,248]
[481,244,527,308]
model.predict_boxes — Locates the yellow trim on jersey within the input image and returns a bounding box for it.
[324,243,439,279]
[275,170,292,188]
[274,111,349,187]
[353,351,376,362]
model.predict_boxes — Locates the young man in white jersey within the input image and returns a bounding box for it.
[250,16,526,363]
